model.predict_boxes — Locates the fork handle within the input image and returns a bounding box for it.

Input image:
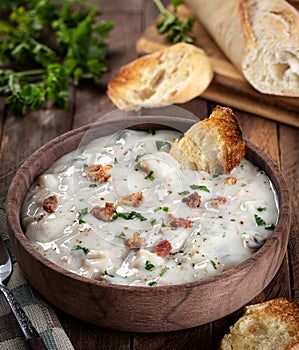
[0,284,47,349]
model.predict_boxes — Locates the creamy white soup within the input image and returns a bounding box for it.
[22,129,278,286]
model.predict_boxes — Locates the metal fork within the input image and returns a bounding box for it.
[0,236,47,349]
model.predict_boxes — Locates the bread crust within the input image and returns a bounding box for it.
[185,0,299,97]
[107,43,213,109]
[169,106,245,174]
[219,298,299,350]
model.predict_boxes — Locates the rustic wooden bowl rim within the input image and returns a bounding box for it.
[7,115,290,291]
[5,113,291,332]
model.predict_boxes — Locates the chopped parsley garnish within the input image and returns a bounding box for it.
[135,153,145,162]
[114,157,118,164]
[88,183,97,188]
[257,207,267,212]
[156,140,171,151]
[211,174,220,179]
[83,164,89,170]
[190,184,210,192]
[197,232,202,236]
[71,244,90,255]
[160,266,168,276]
[210,260,217,269]
[265,223,276,230]
[145,260,155,271]
[154,206,169,212]
[78,207,88,224]
[115,232,126,239]
[148,129,156,135]
[114,211,147,221]
[144,171,155,181]
[254,214,275,230]
[148,281,158,286]
[254,214,267,226]
[178,190,190,196]
[151,218,157,226]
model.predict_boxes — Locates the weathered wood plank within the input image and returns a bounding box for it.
[0,100,74,202]
[237,112,280,165]
[58,311,131,350]
[133,325,212,350]
[72,10,144,128]
[279,125,299,301]
[91,0,144,14]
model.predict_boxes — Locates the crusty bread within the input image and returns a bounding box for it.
[185,0,299,97]
[169,106,245,174]
[219,298,299,350]
[107,42,213,109]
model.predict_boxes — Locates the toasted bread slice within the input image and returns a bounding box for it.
[107,43,213,109]
[169,106,245,174]
[219,298,299,350]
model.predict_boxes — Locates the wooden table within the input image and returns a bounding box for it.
[0,1,298,349]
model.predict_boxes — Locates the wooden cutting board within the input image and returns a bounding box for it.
[136,4,299,127]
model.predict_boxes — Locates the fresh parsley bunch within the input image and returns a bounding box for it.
[154,0,195,44]
[0,0,115,117]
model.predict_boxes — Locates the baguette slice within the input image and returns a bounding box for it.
[107,43,213,109]
[219,298,299,350]
[185,0,299,97]
[169,106,245,174]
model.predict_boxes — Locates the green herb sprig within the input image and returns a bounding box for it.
[156,140,171,151]
[144,171,155,181]
[254,214,275,230]
[78,207,88,224]
[154,0,195,44]
[145,260,155,271]
[114,210,147,222]
[71,244,90,255]
[210,260,217,269]
[190,184,210,192]
[148,281,158,286]
[0,0,115,117]
[160,266,168,276]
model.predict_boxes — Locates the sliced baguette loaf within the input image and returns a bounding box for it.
[169,106,245,174]
[107,43,213,109]
[185,0,299,97]
[219,298,299,350]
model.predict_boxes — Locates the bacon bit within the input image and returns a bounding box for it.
[168,214,193,229]
[182,192,201,208]
[125,232,146,249]
[42,195,58,213]
[86,164,113,182]
[117,192,143,207]
[224,177,237,185]
[154,240,172,257]
[208,196,228,209]
[90,202,115,221]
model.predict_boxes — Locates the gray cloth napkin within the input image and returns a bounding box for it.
[0,202,74,350]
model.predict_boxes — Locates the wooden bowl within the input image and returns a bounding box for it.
[6,108,290,333]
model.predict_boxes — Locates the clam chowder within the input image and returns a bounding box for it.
[22,129,278,286]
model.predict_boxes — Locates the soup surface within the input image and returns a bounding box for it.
[22,129,278,286]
